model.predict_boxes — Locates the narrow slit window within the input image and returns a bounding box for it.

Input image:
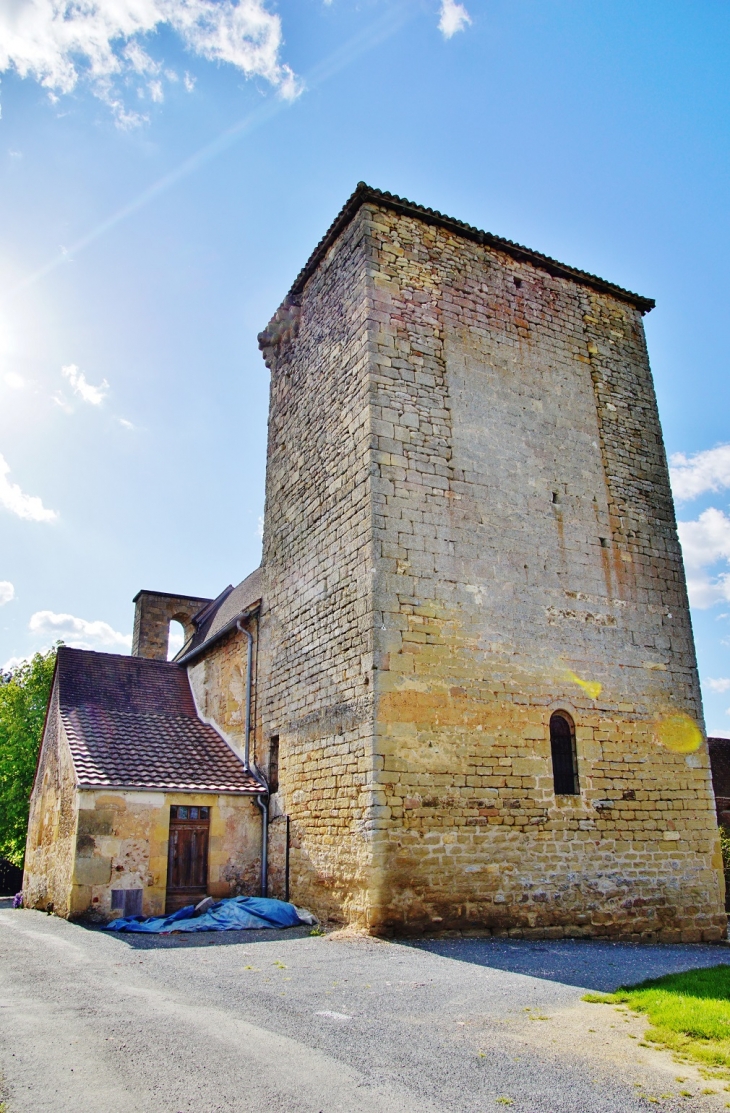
[269,735,280,795]
[550,711,579,795]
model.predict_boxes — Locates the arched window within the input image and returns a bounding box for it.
[550,711,579,795]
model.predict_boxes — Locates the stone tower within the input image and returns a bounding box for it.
[257,184,725,940]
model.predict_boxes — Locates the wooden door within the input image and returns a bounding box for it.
[165,805,210,913]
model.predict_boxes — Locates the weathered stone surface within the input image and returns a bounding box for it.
[256,197,725,939]
[132,590,211,661]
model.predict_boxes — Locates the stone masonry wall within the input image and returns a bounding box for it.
[187,627,256,761]
[363,203,724,939]
[68,789,261,920]
[23,692,78,916]
[258,208,377,923]
[132,591,211,661]
[258,194,724,939]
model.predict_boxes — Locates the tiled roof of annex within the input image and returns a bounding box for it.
[55,646,262,794]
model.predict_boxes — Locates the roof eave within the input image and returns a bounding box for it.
[75,782,265,795]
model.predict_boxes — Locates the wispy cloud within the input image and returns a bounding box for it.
[0,581,14,606]
[29,610,132,651]
[439,0,471,38]
[3,372,24,389]
[707,677,730,693]
[0,0,300,127]
[10,3,414,298]
[61,363,109,406]
[670,444,730,502]
[678,507,730,608]
[0,454,58,522]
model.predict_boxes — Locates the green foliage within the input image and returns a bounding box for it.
[583,966,730,1071]
[0,647,58,866]
[719,826,730,874]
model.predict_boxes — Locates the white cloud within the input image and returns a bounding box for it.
[0,581,14,606]
[438,0,471,38]
[4,372,24,389]
[679,508,730,571]
[119,417,135,430]
[168,622,185,659]
[0,454,58,522]
[678,508,730,609]
[707,677,730,693]
[670,444,730,502]
[61,363,109,405]
[0,0,299,127]
[29,610,132,651]
[1,655,25,673]
[256,514,264,540]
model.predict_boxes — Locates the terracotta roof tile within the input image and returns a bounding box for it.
[56,647,261,794]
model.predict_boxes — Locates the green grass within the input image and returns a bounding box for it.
[583,965,730,1072]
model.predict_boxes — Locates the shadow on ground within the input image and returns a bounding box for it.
[5,896,729,991]
[402,937,730,992]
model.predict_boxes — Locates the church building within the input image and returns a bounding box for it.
[24,184,726,941]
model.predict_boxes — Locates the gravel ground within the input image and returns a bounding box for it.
[1,899,730,1113]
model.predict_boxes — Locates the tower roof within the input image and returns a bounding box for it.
[284,182,655,314]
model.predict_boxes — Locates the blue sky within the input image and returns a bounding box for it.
[1,0,729,733]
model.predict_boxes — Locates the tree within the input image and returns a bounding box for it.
[0,647,58,866]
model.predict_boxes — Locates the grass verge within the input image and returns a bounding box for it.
[583,965,730,1074]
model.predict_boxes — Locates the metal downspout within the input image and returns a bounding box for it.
[237,619,254,772]
[237,617,268,899]
[254,792,269,898]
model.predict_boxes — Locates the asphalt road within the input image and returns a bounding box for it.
[2,899,730,1113]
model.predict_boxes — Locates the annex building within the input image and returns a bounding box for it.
[24,184,726,941]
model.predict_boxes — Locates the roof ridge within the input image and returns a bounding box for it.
[279,182,655,314]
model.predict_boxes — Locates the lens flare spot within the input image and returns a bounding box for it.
[566,670,602,699]
[654,713,702,754]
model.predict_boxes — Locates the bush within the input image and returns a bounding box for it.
[0,647,58,866]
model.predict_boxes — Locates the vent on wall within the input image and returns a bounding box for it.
[111,889,143,916]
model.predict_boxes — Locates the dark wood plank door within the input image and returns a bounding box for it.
[165,805,210,913]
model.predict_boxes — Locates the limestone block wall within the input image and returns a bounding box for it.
[257,190,724,939]
[132,590,211,661]
[23,692,78,916]
[187,628,257,761]
[364,203,724,939]
[70,790,261,921]
[258,207,377,923]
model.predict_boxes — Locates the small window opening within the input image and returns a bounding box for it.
[111,889,143,916]
[550,711,579,795]
[552,491,560,504]
[514,277,522,288]
[269,735,280,795]
[599,536,609,548]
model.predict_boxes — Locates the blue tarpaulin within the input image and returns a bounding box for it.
[104,895,308,933]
